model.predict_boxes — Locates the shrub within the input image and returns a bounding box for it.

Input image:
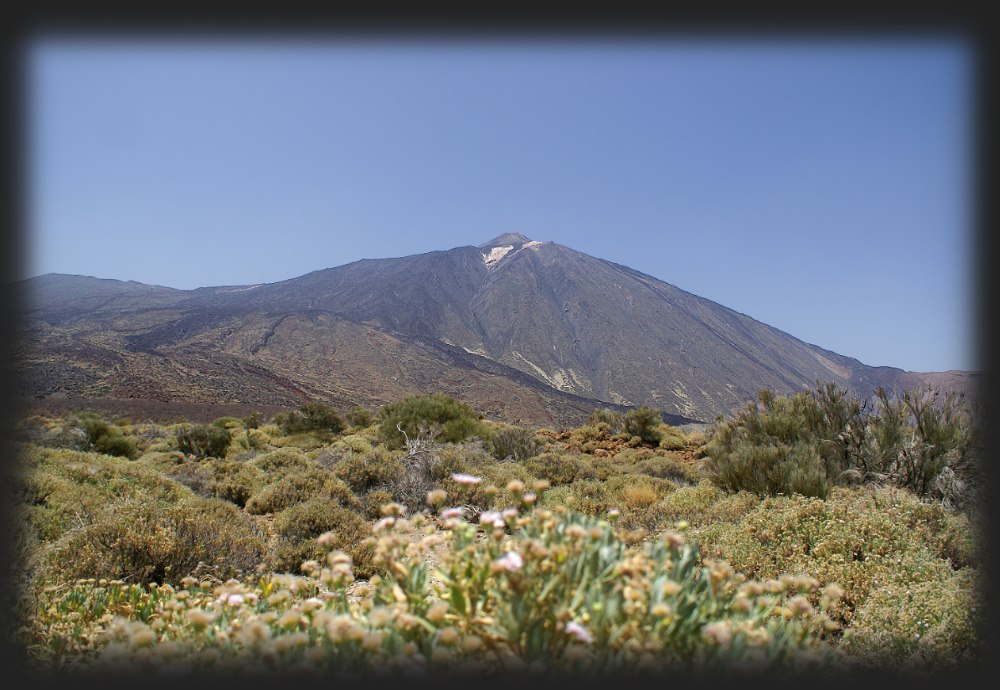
[425,442,493,482]
[704,384,979,501]
[658,425,687,451]
[332,447,405,494]
[633,456,703,485]
[624,407,666,446]
[622,483,659,509]
[210,416,243,429]
[345,406,375,429]
[366,503,843,674]
[175,423,232,459]
[245,467,358,515]
[839,568,983,669]
[377,393,487,450]
[65,412,139,459]
[710,441,831,499]
[691,485,980,642]
[270,498,374,577]
[314,434,375,468]
[207,462,262,508]
[41,495,267,586]
[23,447,193,543]
[489,425,543,462]
[523,452,596,486]
[568,422,611,451]
[686,431,709,447]
[249,448,313,474]
[653,480,727,528]
[588,408,625,435]
[361,489,396,520]
[275,400,345,435]
[160,459,215,497]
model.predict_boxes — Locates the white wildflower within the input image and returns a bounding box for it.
[479,511,504,527]
[565,621,594,644]
[451,473,482,485]
[495,551,524,572]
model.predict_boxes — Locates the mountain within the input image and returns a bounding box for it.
[16,235,977,425]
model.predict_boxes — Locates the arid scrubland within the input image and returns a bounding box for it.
[11,385,984,678]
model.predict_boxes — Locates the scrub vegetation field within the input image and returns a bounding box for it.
[9,384,986,680]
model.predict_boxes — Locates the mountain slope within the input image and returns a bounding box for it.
[18,235,977,424]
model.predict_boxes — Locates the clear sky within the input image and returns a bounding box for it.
[26,37,974,373]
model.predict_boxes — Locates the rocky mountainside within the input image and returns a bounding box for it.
[17,234,977,425]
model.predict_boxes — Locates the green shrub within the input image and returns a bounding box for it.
[175,423,232,459]
[345,406,375,429]
[652,480,727,528]
[377,393,486,450]
[65,412,139,459]
[568,422,611,450]
[624,406,666,446]
[588,408,625,435]
[840,568,983,669]
[270,498,374,577]
[658,425,687,451]
[368,504,843,673]
[704,384,979,501]
[275,400,345,436]
[361,488,396,520]
[210,416,243,429]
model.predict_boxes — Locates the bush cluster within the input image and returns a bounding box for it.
[705,384,978,502]
[691,486,981,669]
[13,382,983,676]
[25,492,845,676]
[40,495,267,586]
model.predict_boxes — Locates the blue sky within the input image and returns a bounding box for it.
[27,37,974,373]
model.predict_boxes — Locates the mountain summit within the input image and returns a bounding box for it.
[479,232,534,248]
[19,237,976,424]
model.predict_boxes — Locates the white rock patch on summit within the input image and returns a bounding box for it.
[482,245,514,267]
